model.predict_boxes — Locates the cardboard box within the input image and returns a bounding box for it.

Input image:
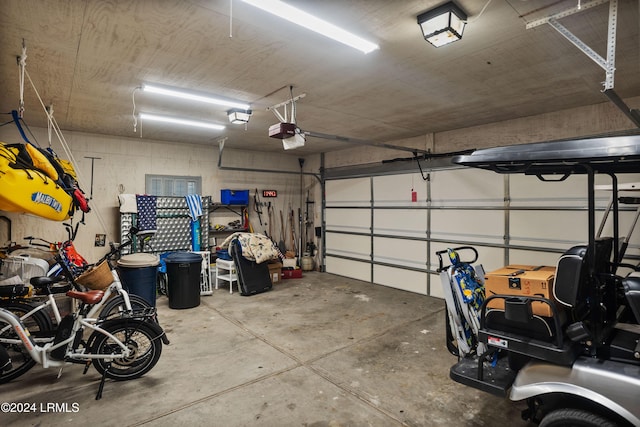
[267,262,282,284]
[484,265,556,316]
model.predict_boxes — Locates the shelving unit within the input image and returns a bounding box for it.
[208,203,248,249]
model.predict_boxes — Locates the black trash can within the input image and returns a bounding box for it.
[165,252,202,309]
[117,253,160,307]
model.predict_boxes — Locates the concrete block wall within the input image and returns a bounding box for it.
[0,127,303,261]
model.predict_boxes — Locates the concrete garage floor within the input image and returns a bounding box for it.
[1,272,533,426]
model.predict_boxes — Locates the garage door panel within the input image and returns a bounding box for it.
[510,210,587,249]
[373,174,427,206]
[430,273,445,299]
[373,209,427,238]
[373,237,426,269]
[431,168,503,205]
[510,174,587,207]
[325,208,370,231]
[373,265,427,294]
[326,256,370,282]
[431,210,503,244]
[326,232,370,260]
[509,249,564,267]
[326,178,370,206]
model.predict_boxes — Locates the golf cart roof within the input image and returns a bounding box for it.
[452,135,640,175]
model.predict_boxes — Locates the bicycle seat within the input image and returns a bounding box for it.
[0,284,31,298]
[30,276,71,294]
[66,289,105,304]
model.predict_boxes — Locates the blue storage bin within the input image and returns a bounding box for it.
[217,249,232,260]
[221,189,249,205]
[117,253,160,307]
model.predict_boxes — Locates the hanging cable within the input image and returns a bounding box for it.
[465,0,493,24]
[23,67,112,240]
[229,0,233,38]
[17,40,27,118]
[414,152,430,181]
[132,86,140,133]
[46,104,54,147]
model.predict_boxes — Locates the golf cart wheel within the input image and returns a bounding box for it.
[540,408,617,427]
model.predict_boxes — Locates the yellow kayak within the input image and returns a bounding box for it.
[0,142,88,221]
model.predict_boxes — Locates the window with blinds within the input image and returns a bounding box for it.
[145,175,201,196]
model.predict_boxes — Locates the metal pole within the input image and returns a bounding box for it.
[304,130,431,155]
[84,156,102,199]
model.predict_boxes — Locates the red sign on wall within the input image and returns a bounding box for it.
[262,190,278,198]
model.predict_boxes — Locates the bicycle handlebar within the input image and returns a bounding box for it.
[22,236,56,250]
[98,239,133,264]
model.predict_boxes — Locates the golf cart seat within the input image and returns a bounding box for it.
[554,238,613,311]
[622,274,640,323]
[479,238,614,366]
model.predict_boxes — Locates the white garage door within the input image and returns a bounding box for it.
[325,168,640,298]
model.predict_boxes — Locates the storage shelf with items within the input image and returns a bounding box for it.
[209,204,249,233]
[208,190,250,250]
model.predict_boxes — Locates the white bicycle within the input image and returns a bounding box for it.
[0,228,169,386]
[0,286,164,399]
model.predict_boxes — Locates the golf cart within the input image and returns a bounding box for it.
[438,135,640,426]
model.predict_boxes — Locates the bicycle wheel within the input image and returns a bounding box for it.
[99,294,170,345]
[0,301,53,383]
[98,294,152,321]
[91,319,162,380]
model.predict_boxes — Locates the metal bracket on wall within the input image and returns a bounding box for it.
[527,0,616,90]
[526,0,639,127]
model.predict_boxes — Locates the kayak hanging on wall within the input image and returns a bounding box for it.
[0,141,90,221]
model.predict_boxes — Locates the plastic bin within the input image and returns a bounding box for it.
[221,189,249,205]
[165,252,202,309]
[117,253,160,307]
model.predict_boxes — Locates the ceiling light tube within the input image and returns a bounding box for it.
[140,113,226,130]
[142,84,250,110]
[241,0,379,54]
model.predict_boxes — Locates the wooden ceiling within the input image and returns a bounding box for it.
[1,0,638,154]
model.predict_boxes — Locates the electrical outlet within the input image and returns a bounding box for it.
[95,234,106,247]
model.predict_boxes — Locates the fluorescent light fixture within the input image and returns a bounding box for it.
[227,108,253,124]
[142,84,250,110]
[241,0,379,54]
[417,1,467,47]
[140,113,226,130]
